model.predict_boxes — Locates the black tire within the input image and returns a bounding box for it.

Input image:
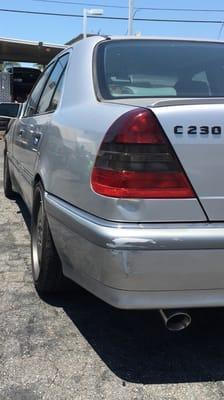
[31,182,65,293]
[3,152,15,199]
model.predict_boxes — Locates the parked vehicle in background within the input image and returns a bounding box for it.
[0,71,12,102]
[0,102,20,132]
[4,36,224,331]
[3,67,41,102]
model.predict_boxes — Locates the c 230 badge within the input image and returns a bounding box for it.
[174,125,222,135]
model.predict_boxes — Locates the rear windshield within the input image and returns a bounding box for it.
[96,40,224,99]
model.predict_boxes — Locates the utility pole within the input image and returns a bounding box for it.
[128,0,134,35]
[83,9,88,39]
[83,8,104,39]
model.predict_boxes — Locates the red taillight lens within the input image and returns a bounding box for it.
[91,108,195,199]
[107,108,166,144]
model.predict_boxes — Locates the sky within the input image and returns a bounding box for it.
[1,0,224,45]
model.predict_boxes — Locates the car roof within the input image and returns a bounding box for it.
[73,35,224,46]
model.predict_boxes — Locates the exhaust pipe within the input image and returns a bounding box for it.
[160,309,191,332]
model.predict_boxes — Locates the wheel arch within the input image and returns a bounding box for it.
[32,174,46,213]
[34,173,43,187]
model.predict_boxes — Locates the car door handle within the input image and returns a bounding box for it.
[18,129,24,137]
[33,133,41,146]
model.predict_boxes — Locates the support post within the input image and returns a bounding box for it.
[128,0,134,35]
[83,9,87,39]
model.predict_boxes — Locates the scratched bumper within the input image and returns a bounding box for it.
[45,192,224,251]
[45,192,224,308]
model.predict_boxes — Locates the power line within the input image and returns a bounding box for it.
[32,0,224,13]
[33,0,127,8]
[0,7,224,24]
[0,8,84,18]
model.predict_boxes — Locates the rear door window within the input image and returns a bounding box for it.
[47,69,66,112]
[24,63,55,117]
[36,54,69,114]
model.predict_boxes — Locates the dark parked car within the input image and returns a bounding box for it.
[0,102,20,132]
[5,67,41,102]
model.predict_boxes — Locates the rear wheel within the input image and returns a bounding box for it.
[3,152,15,199]
[31,182,65,293]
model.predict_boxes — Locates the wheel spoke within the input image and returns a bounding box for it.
[37,203,43,263]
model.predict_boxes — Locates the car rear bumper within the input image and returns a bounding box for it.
[45,192,224,309]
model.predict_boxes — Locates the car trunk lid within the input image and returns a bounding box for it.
[152,101,224,221]
[105,98,224,221]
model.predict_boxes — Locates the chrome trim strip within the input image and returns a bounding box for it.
[45,192,224,251]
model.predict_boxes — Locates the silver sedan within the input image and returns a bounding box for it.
[4,36,224,330]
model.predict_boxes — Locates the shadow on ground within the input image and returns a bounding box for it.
[46,292,224,385]
[16,195,224,385]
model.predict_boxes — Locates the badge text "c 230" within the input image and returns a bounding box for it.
[174,126,222,135]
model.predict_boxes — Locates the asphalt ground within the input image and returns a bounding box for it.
[1,140,224,399]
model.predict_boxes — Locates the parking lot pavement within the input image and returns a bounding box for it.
[2,141,224,400]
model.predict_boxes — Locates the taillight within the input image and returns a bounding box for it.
[91,108,195,199]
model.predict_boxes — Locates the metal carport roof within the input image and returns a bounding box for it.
[0,37,66,64]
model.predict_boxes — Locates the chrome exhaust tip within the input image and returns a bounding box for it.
[159,309,191,332]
